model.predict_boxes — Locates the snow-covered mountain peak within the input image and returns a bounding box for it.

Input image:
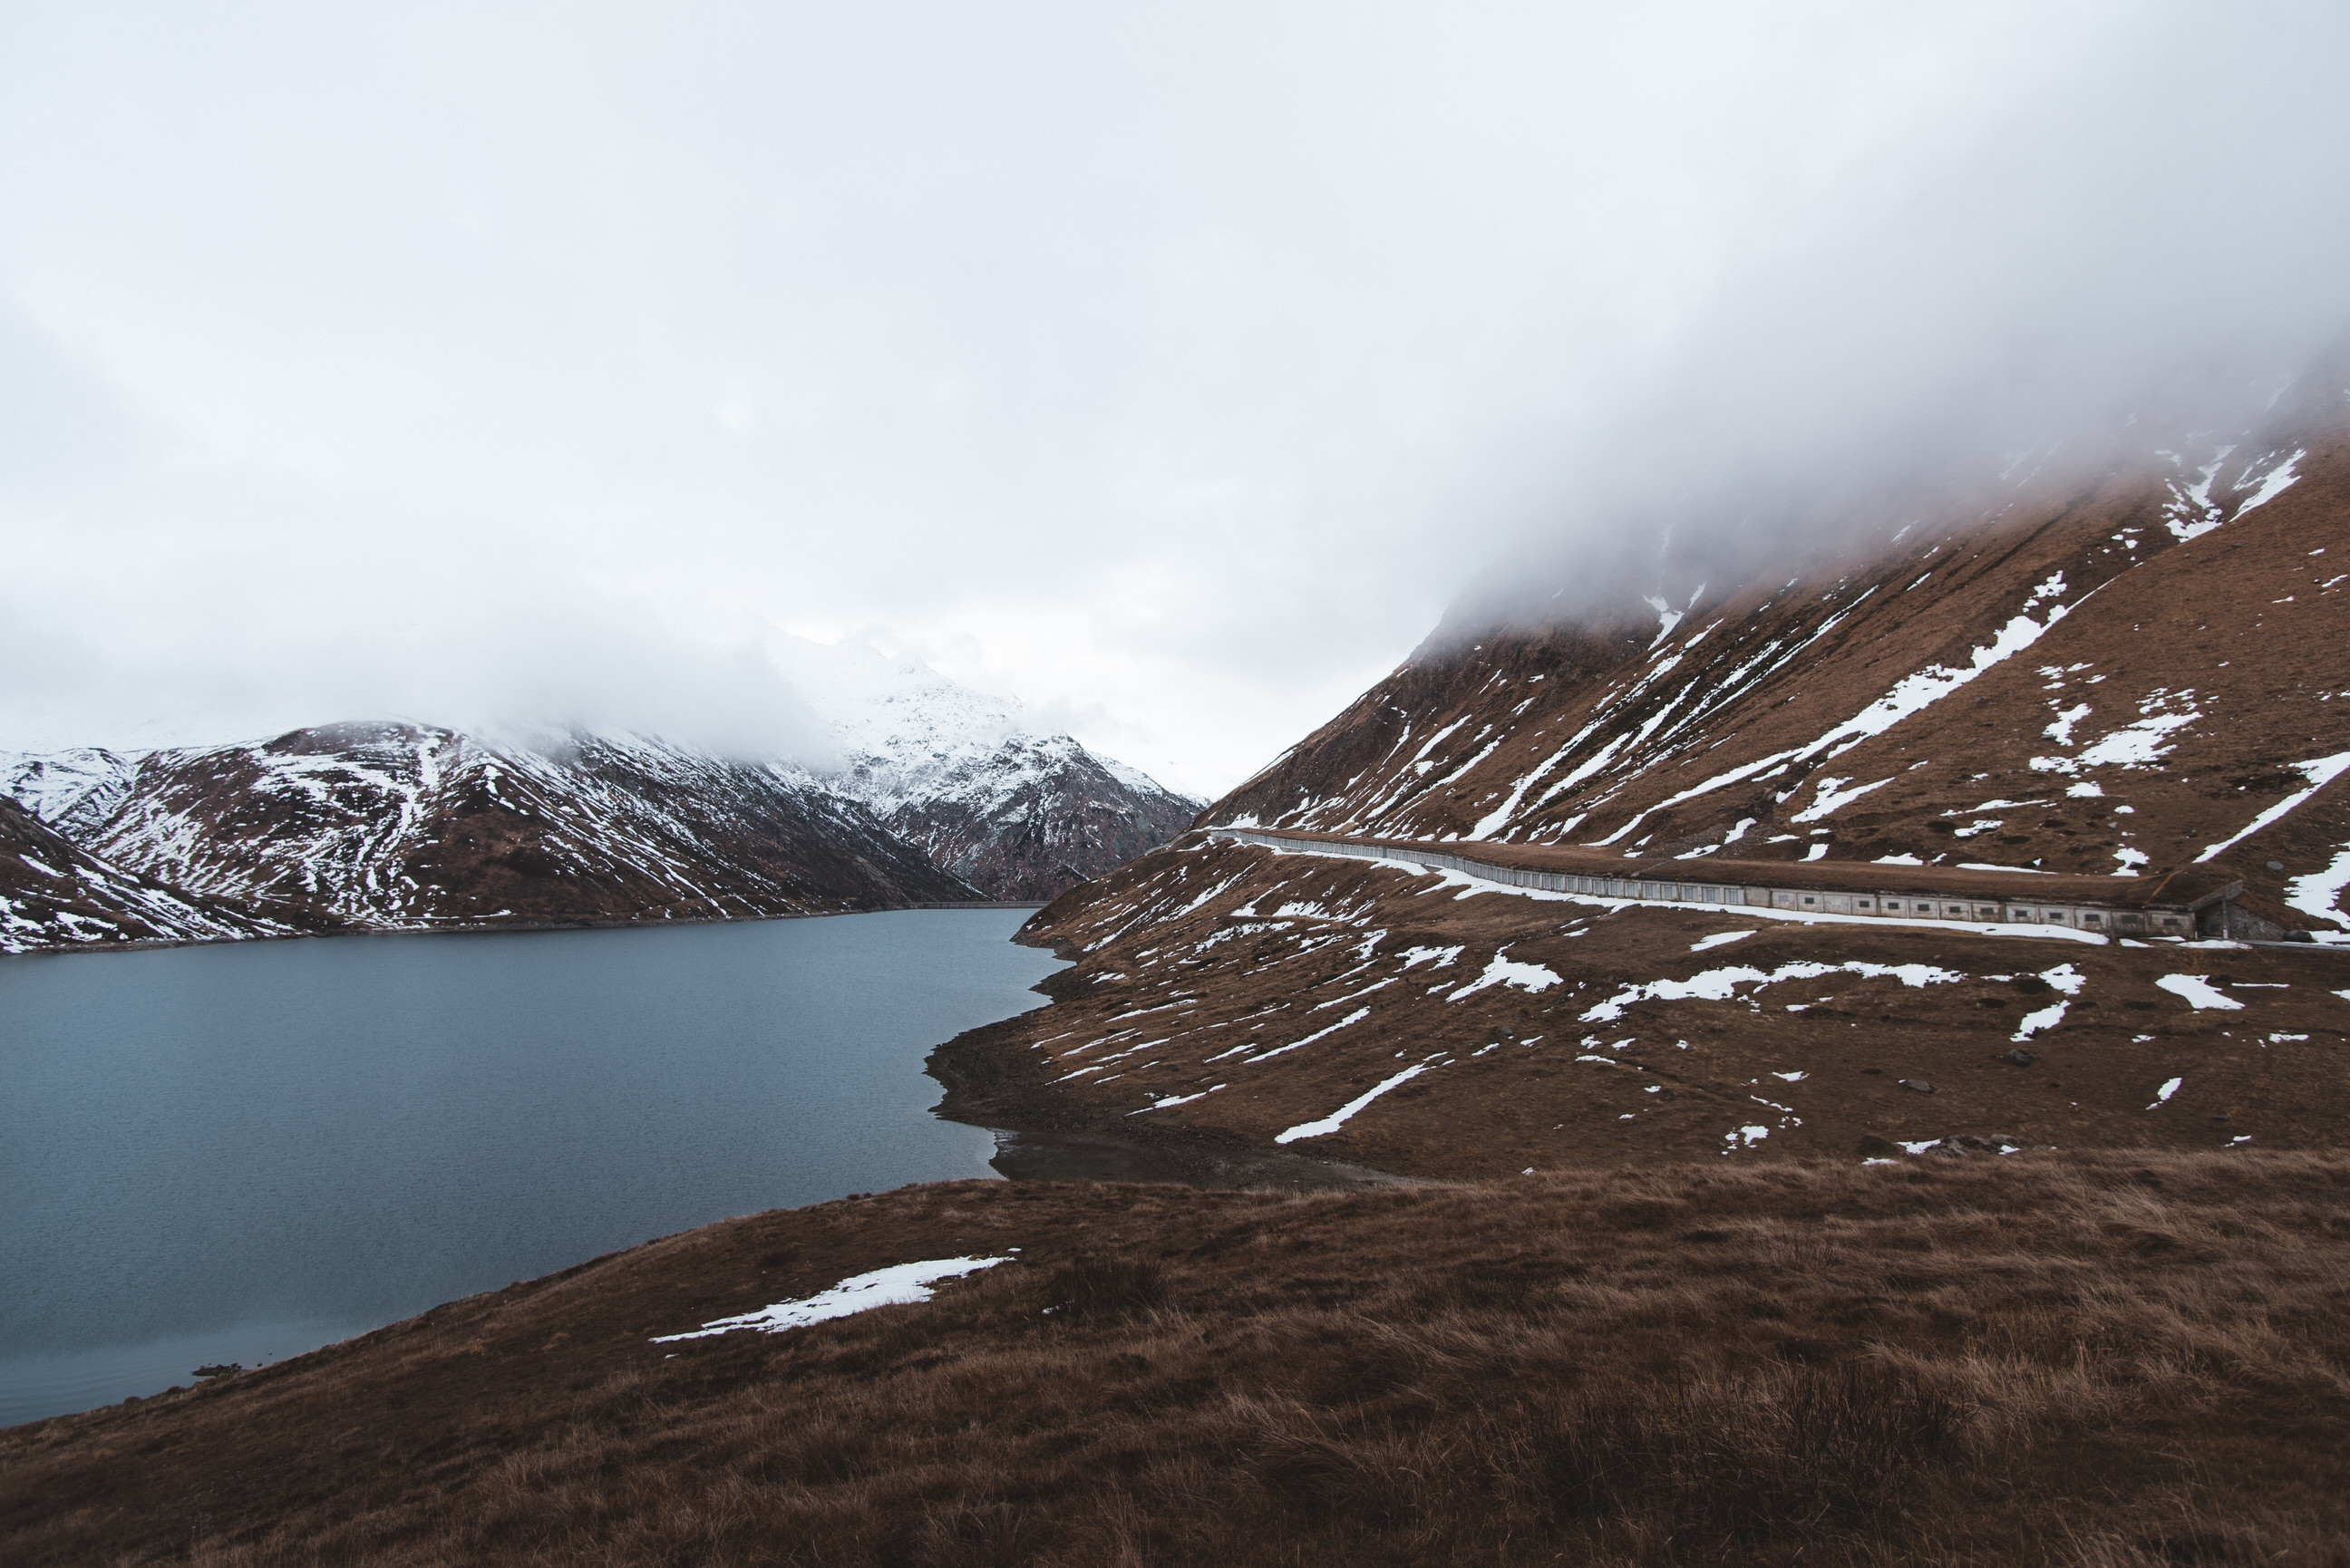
[760,635,1201,898]
[773,637,1027,767]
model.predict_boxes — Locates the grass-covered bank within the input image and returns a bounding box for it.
[5,1152,2346,1565]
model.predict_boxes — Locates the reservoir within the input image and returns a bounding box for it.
[0,910,1063,1427]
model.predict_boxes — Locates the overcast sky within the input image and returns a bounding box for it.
[4,3,2346,796]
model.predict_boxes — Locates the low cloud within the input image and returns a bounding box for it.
[2,4,2344,789]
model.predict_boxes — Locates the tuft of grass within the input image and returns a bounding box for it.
[1527,1360,1968,1545]
[1039,1255,1168,1321]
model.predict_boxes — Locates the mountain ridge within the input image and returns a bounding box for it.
[1205,419,2342,930]
[0,721,982,951]
[0,656,1201,952]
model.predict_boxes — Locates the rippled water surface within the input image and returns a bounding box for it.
[0,910,1061,1426]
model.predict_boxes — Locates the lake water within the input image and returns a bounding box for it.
[0,910,1063,1427]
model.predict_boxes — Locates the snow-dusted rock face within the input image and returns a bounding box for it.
[855,732,1203,901]
[791,643,1203,900]
[8,721,978,941]
[0,796,269,953]
[1,748,143,840]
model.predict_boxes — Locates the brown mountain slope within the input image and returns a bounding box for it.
[1214,422,2349,934]
[943,836,2348,1179]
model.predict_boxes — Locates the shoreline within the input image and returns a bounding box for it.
[0,899,1052,962]
[927,1006,1417,1194]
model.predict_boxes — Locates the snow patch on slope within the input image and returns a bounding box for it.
[1588,573,2078,847]
[653,1257,1007,1341]
[2196,749,2350,864]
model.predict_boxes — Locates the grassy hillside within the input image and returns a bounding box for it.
[940,837,2350,1180]
[6,1152,2346,1565]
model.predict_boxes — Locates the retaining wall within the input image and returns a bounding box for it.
[1215,829,2198,937]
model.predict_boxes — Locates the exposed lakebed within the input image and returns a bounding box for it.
[0,910,1063,1426]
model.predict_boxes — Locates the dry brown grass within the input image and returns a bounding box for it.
[5,1151,2348,1565]
[959,835,2350,1183]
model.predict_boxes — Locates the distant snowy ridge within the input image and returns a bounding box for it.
[2,721,978,947]
[1,652,1203,948]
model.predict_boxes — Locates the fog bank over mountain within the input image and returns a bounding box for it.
[3,4,2345,793]
[1453,7,2350,634]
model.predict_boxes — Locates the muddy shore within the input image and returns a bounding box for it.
[927,1010,1412,1193]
